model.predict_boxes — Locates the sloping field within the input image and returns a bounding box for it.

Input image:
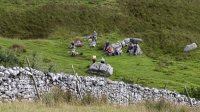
[0,0,200,93]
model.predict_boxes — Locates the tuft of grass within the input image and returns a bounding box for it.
[0,100,199,112]
[41,87,72,107]
[145,99,193,112]
[41,87,108,106]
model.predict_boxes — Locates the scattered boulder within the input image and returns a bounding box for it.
[88,62,113,76]
[184,43,198,52]
[129,44,143,55]
[130,38,143,44]
[123,38,130,46]
[89,41,96,47]
[111,42,122,49]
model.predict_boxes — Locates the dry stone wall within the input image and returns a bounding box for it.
[0,66,199,106]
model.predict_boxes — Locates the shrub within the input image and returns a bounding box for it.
[30,52,38,69]
[9,44,26,53]
[42,58,51,63]
[181,86,200,100]
[0,49,22,67]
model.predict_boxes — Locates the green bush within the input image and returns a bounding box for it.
[0,49,22,67]
[9,44,26,53]
[181,87,200,100]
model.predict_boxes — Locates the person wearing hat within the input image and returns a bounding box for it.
[92,55,96,63]
[100,57,105,64]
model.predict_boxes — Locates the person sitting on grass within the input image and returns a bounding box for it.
[106,46,115,56]
[115,46,122,55]
[127,43,133,53]
[100,57,105,64]
[89,31,98,42]
[71,48,76,56]
[133,43,138,55]
[70,41,75,49]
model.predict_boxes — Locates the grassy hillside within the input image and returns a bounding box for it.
[0,0,200,93]
[0,0,200,58]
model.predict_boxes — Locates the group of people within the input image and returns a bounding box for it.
[69,31,98,56]
[103,40,142,56]
[89,31,98,47]
[104,41,122,56]
[92,55,105,64]
[70,39,82,56]
[70,39,83,49]
[69,31,142,63]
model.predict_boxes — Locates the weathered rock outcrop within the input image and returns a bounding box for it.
[88,62,113,76]
[0,66,199,106]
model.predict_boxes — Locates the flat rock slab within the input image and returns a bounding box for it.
[130,38,143,44]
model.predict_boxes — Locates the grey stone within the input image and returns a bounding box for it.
[130,38,143,44]
[184,43,198,52]
[0,67,199,107]
[89,62,113,76]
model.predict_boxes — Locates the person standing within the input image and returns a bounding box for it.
[92,55,96,63]
[104,40,110,51]
[70,41,75,49]
[92,31,98,41]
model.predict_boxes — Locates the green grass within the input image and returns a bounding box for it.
[0,0,200,93]
[1,36,200,92]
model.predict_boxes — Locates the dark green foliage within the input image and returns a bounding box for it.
[0,1,120,38]
[117,0,200,58]
[0,49,22,67]
[9,44,26,53]
[181,87,200,100]
[30,52,37,69]
[48,64,55,73]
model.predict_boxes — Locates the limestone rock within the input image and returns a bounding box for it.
[88,62,113,76]
[184,43,198,52]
